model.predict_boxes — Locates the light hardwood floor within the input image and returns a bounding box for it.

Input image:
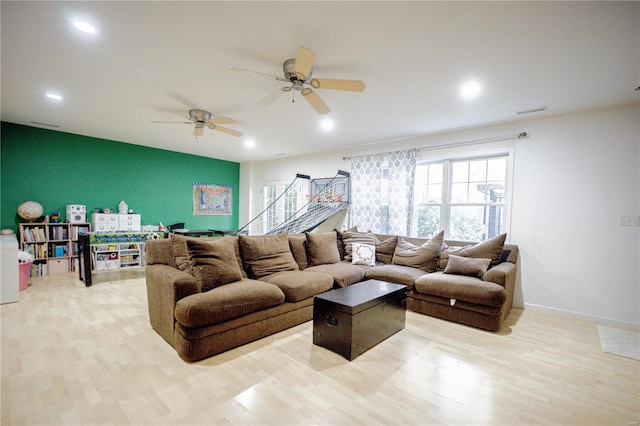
[1,271,638,425]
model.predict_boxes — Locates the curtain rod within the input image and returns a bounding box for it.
[342,132,528,161]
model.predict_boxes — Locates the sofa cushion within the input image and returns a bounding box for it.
[172,234,246,277]
[352,242,376,266]
[174,279,285,327]
[342,230,378,261]
[304,262,366,288]
[145,238,176,267]
[444,255,491,279]
[443,233,507,268]
[171,233,194,272]
[414,272,506,307]
[288,234,308,270]
[392,230,444,272]
[364,264,424,289]
[306,231,341,265]
[437,245,468,271]
[335,226,357,260]
[375,236,397,264]
[239,234,299,279]
[260,271,334,302]
[186,238,244,292]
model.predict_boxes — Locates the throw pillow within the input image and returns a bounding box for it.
[454,233,507,267]
[375,236,397,264]
[186,238,243,292]
[342,230,378,261]
[239,234,299,279]
[443,254,491,279]
[305,232,341,266]
[352,243,376,266]
[170,233,193,272]
[335,226,357,260]
[392,230,444,272]
[288,234,308,270]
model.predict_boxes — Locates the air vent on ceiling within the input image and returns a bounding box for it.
[516,106,548,115]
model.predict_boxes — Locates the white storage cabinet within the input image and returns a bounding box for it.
[92,213,141,232]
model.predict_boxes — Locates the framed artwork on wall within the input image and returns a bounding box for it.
[192,183,232,216]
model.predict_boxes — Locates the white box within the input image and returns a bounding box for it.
[67,205,86,224]
[93,213,141,231]
[48,259,68,275]
[118,214,141,231]
[92,213,119,232]
[95,260,120,271]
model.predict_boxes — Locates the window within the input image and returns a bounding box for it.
[413,162,444,238]
[261,179,308,234]
[411,155,509,241]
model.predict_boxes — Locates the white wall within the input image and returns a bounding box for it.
[240,104,640,327]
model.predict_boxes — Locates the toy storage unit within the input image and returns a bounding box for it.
[92,213,141,232]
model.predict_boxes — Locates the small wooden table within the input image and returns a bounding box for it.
[313,280,406,360]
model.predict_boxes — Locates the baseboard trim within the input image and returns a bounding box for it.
[524,303,640,330]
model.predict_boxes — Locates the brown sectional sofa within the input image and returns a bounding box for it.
[145,230,518,362]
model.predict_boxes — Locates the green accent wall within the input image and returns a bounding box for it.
[1,122,240,233]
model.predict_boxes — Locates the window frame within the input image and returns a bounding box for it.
[411,147,514,241]
[260,178,309,234]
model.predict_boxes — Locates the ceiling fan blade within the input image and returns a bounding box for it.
[258,88,288,105]
[150,120,192,124]
[193,126,204,137]
[293,46,316,80]
[301,89,330,115]
[206,117,235,125]
[228,66,287,82]
[209,125,243,137]
[310,78,366,92]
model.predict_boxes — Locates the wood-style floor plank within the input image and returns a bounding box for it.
[1,271,638,425]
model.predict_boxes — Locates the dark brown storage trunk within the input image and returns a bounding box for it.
[313,279,406,360]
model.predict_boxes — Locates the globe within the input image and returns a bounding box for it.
[17,201,44,221]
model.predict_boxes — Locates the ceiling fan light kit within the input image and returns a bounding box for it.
[151,108,242,139]
[189,109,211,121]
[233,46,366,115]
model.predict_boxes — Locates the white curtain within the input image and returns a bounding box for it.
[387,149,417,235]
[350,149,416,235]
[350,153,383,232]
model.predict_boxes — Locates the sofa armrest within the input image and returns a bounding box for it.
[483,262,515,287]
[145,264,200,347]
[483,261,517,320]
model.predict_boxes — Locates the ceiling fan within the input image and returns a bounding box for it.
[230,46,365,115]
[151,109,242,138]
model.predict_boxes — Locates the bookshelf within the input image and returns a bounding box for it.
[19,223,91,276]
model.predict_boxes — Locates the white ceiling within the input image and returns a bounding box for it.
[2,1,638,163]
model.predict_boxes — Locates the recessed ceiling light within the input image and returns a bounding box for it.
[459,79,483,101]
[245,138,256,149]
[46,93,63,101]
[320,118,335,132]
[73,21,96,34]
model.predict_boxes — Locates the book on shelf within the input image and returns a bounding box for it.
[23,226,46,242]
[50,225,69,241]
[54,245,67,258]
